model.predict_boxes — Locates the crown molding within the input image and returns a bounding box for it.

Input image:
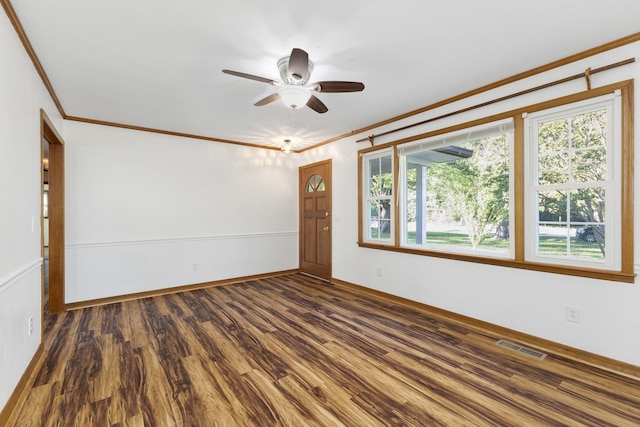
[1,0,65,117]
[64,115,281,151]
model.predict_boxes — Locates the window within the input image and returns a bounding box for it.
[306,174,325,192]
[362,149,394,244]
[399,119,514,257]
[358,82,633,282]
[524,93,621,270]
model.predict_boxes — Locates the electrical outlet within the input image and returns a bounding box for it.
[566,305,581,323]
[376,267,382,277]
[192,263,199,271]
[28,316,34,335]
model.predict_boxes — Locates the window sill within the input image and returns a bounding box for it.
[357,242,636,283]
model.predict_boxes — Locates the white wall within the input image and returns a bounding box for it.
[304,42,640,366]
[0,11,63,413]
[63,122,299,302]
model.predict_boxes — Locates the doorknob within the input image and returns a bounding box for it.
[323,226,330,231]
[325,212,330,217]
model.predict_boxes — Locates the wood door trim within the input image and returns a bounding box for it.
[41,110,65,314]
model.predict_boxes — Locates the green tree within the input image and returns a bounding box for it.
[370,167,393,233]
[537,109,607,255]
[427,134,510,248]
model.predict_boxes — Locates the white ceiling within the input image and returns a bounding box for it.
[8,0,640,151]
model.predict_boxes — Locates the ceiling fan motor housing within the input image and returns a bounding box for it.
[278,56,314,85]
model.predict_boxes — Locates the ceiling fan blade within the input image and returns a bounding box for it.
[306,95,328,114]
[222,69,276,85]
[314,81,365,93]
[254,93,280,106]
[288,48,309,82]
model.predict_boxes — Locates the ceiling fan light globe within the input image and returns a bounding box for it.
[278,86,311,109]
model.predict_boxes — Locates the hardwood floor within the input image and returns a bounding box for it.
[10,274,640,426]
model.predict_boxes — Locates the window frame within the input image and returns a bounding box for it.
[360,147,396,245]
[357,80,634,283]
[523,93,621,270]
[397,118,515,259]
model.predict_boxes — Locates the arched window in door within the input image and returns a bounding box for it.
[305,174,325,192]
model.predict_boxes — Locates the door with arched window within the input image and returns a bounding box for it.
[299,160,332,280]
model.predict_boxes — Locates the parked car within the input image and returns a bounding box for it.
[576,225,604,243]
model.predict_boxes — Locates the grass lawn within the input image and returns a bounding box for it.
[399,231,605,260]
[537,235,604,259]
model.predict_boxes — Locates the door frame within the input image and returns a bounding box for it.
[299,159,332,281]
[41,110,65,314]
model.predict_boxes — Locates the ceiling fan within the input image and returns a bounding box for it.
[222,48,365,114]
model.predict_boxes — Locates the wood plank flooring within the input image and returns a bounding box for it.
[10,274,640,426]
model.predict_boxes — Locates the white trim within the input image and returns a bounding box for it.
[0,258,43,294]
[361,148,395,245]
[66,231,298,249]
[523,92,620,270]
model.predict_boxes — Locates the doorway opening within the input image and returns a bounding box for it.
[41,110,65,314]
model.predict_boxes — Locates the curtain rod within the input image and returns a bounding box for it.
[357,58,635,145]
